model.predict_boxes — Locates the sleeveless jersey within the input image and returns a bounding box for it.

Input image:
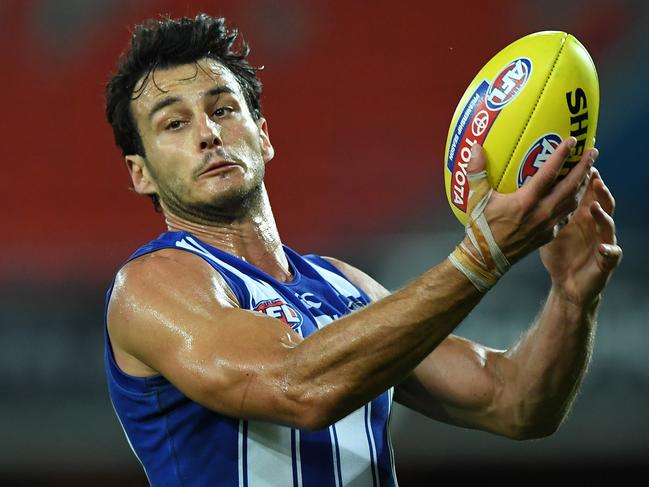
[104,231,398,487]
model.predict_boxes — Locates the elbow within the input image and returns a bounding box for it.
[492,396,564,440]
[288,393,342,432]
[294,410,336,432]
[283,381,348,431]
[506,421,560,440]
[502,409,564,440]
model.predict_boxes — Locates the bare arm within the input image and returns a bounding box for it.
[395,294,600,440]
[327,251,604,440]
[335,155,621,440]
[109,250,481,431]
[107,138,596,431]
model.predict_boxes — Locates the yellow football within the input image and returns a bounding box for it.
[443,31,599,224]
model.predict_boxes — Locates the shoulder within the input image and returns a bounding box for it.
[108,249,238,358]
[321,256,390,302]
[113,248,237,306]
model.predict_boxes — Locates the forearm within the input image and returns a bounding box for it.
[500,289,600,436]
[283,260,482,428]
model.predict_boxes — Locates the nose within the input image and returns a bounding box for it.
[198,114,222,150]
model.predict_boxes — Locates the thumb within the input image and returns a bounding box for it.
[467,143,486,175]
[466,144,492,216]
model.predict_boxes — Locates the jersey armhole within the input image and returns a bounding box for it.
[303,254,372,304]
[103,245,246,393]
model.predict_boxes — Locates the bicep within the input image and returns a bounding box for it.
[107,251,305,425]
[395,335,507,431]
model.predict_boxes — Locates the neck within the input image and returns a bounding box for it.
[163,184,292,282]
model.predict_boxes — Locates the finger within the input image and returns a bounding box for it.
[591,200,616,244]
[543,147,598,213]
[593,177,616,216]
[546,167,594,223]
[590,166,601,181]
[568,166,599,218]
[598,243,623,269]
[467,143,486,175]
[524,136,578,197]
[576,167,593,200]
[466,144,493,214]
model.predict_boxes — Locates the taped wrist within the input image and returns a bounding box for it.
[448,170,510,292]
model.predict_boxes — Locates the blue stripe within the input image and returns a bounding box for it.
[331,425,344,487]
[371,391,395,486]
[291,429,299,487]
[364,405,378,487]
[107,231,395,486]
[242,421,249,487]
[299,428,336,487]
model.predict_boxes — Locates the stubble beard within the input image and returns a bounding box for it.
[154,160,266,225]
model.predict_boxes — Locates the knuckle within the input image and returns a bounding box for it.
[538,206,553,223]
[512,194,531,217]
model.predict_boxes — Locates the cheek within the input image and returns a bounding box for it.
[148,135,196,170]
[224,122,263,155]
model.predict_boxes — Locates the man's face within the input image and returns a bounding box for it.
[127,58,273,220]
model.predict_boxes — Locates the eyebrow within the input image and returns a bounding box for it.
[147,86,237,122]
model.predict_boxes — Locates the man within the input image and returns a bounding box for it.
[104,14,621,487]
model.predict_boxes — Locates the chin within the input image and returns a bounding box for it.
[199,182,262,216]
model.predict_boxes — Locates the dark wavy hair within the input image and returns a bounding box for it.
[105,13,263,158]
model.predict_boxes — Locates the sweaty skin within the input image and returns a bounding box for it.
[108,58,621,436]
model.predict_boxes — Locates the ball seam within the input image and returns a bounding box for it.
[495,33,569,190]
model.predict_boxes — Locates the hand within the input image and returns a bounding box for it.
[540,165,622,306]
[468,137,595,265]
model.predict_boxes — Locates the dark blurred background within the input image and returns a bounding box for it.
[1,0,647,485]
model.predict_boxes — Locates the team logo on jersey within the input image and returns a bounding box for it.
[518,133,562,187]
[486,58,532,110]
[254,299,303,330]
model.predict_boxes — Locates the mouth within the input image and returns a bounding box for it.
[198,159,240,178]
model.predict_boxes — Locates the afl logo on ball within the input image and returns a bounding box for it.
[486,58,532,110]
[518,133,562,187]
[254,299,303,330]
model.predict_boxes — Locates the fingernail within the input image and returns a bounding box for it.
[600,243,615,257]
[590,148,599,164]
[470,144,478,159]
[567,137,577,148]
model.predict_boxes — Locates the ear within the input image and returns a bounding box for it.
[125,155,157,196]
[257,118,275,163]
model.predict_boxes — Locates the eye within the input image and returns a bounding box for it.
[164,120,185,131]
[213,106,234,118]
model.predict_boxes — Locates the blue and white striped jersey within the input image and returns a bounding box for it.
[104,231,398,486]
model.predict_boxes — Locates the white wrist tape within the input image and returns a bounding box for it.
[448,170,510,292]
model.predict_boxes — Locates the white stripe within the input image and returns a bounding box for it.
[294,324,305,487]
[238,420,245,487]
[305,260,362,299]
[386,388,398,486]
[314,314,335,329]
[328,426,342,487]
[335,407,374,485]
[246,421,294,486]
[295,429,303,487]
[366,402,380,486]
[177,237,282,306]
